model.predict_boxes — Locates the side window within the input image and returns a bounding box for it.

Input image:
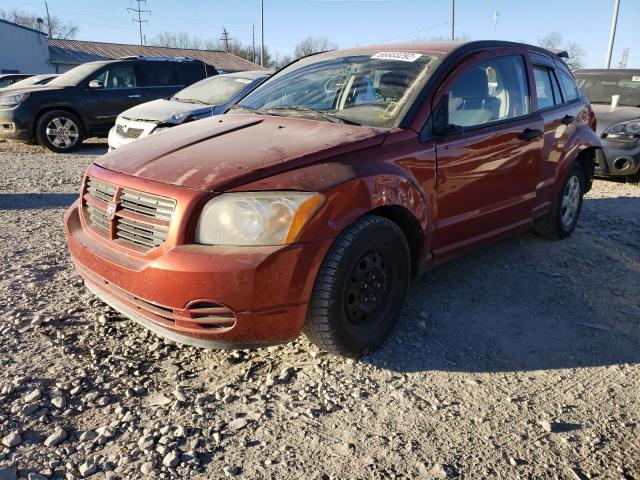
[91,64,137,89]
[557,70,579,101]
[137,63,180,87]
[533,66,555,109]
[550,70,563,105]
[447,55,530,128]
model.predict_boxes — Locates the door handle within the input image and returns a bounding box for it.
[561,115,575,125]
[128,94,141,98]
[517,128,543,141]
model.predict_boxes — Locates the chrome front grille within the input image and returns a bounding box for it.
[87,178,116,203]
[82,176,176,252]
[116,124,144,139]
[120,189,175,222]
[86,205,109,232]
[116,217,169,248]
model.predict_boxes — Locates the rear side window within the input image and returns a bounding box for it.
[557,70,579,101]
[137,63,181,87]
[182,64,216,84]
[447,55,530,128]
[533,66,560,109]
[550,71,563,105]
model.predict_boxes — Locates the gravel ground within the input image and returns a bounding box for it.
[0,140,639,480]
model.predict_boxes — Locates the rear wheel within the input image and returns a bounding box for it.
[35,110,84,153]
[304,215,411,357]
[534,162,585,239]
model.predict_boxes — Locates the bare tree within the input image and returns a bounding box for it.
[293,36,337,59]
[148,31,272,67]
[0,8,78,39]
[537,32,585,71]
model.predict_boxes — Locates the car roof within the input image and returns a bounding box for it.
[315,40,567,62]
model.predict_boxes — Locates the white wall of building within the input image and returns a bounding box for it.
[0,20,51,74]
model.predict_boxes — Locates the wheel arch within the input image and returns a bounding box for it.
[34,106,87,137]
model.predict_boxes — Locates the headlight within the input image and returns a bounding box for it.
[603,119,640,140]
[0,92,29,107]
[194,192,325,246]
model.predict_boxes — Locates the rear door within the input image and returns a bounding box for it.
[136,62,186,102]
[529,54,583,215]
[431,50,544,262]
[82,62,143,133]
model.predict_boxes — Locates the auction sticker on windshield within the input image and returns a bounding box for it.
[632,76,640,82]
[371,52,423,62]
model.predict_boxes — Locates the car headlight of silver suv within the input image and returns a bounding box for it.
[603,119,640,141]
[0,92,30,107]
[194,192,325,246]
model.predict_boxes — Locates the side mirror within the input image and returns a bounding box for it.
[88,79,103,89]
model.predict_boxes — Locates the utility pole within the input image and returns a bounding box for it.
[604,0,620,68]
[127,0,150,47]
[450,0,455,41]
[44,1,52,37]
[618,47,629,68]
[492,10,499,40]
[261,0,265,67]
[252,24,256,64]
[220,27,231,52]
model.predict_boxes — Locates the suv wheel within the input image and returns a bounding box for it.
[304,215,411,357]
[35,110,84,153]
[534,162,585,239]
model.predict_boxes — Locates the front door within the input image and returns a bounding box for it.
[82,63,143,135]
[431,51,543,262]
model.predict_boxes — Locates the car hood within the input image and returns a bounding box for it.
[96,114,388,191]
[121,98,218,124]
[0,84,67,95]
[591,103,640,135]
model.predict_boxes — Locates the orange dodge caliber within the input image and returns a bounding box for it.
[65,41,601,357]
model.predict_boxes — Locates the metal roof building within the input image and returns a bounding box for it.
[0,19,50,74]
[48,39,264,73]
[0,19,263,74]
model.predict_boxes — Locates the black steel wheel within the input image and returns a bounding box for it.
[305,215,411,357]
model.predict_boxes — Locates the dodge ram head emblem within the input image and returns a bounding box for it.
[106,201,117,220]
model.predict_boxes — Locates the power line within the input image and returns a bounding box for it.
[127,0,150,47]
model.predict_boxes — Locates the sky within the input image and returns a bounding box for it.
[4,0,640,68]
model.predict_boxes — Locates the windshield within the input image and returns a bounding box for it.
[235,51,441,128]
[575,72,640,107]
[173,76,256,105]
[48,63,106,87]
[5,75,51,89]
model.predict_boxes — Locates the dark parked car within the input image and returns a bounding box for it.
[0,74,59,91]
[574,69,640,178]
[0,57,217,152]
[108,70,270,150]
[0,73,33,88]
[65,41,600,357]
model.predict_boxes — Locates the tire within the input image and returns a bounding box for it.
[534,162,585,239]
[35,110,84,153]
[304,215,411,357]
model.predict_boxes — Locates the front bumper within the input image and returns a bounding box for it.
[595,137,640,177]
[108,118,158,151]
[0,106,32,142]
[64,199,332,347]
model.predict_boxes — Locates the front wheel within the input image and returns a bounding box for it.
[304,215,411,357]
[35,110,84,153]
[534,162,585,239]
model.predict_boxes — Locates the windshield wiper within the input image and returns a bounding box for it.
[171,97,209,105]
[228,105,264,114]
[261,106,361,125]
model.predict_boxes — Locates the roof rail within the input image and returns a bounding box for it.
[119,55,203,63]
